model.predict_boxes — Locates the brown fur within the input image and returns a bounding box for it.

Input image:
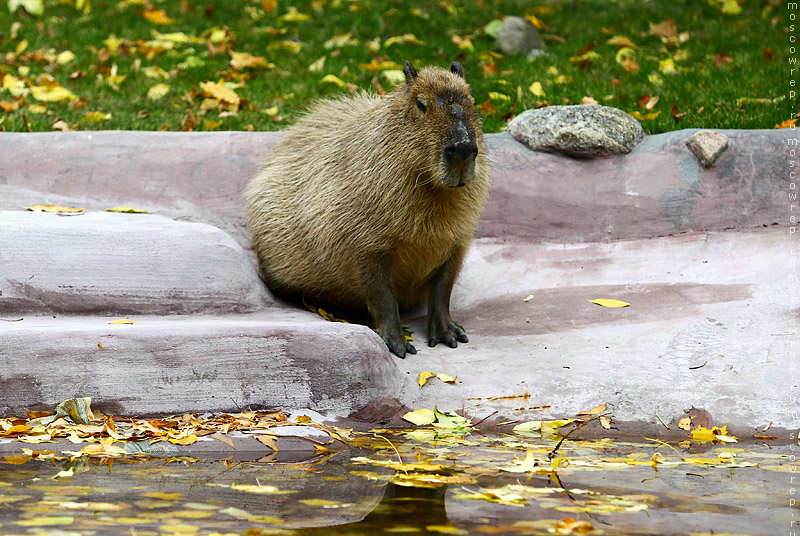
[246,62,490,355]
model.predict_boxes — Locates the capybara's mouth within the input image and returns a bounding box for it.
[441,163,476,188]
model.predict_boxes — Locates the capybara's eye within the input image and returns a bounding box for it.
[415,99,427,113]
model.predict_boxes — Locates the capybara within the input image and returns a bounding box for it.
[246,61,490,358]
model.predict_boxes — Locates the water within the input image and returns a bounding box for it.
[0,432,793,535]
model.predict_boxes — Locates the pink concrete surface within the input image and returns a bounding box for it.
[0,129,795,437]
[0,129,789,245]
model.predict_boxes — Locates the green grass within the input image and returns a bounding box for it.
[0,0,790,134]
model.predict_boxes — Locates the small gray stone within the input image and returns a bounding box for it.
[687,130,729,167]
[507,104,645,157]
[495,16,546,57]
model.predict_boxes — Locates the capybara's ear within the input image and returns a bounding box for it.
[403,61,418,85]
[450,62,464,79]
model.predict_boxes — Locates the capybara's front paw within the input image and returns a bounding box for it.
[428,320,468,348]
[380,331,417,359]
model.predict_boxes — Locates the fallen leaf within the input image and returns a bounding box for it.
[523,294,534,302]
[607,35,635,49]
[203,119,223,130]
[418,371,436,388]
[776,119,797,129]
[577,403,607,416]
[581,96,598,105]
[436,373,456,383]
[587,298,630,308]
[147,83,170,100]
[678,416,692,430]
[308,56,326,73]
[108,318,136,324]
[82,111,111,122]
[403,408,436,426]
[25,204,84,213]
[384,33,424,47]
[320,74,346,88]
[56,50,75,65]
[279,7,311,22]
[8,0,44,16]
[30,84,77,102]
[649,19,677,40]
[529,82,545,97]
[380,70,405,86]
[106,206,150,213]
[671,104,687,121]
[229,51,273,70]
[555,517,594,534]
[599,416,612,429]
[0,100,20,112]
[143,9,173,24]
[714,53,734,67]
[199,81,240,105]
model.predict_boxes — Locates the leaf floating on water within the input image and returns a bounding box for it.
[587,298,630,308]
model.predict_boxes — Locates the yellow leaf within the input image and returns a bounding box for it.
[52,468,75,480]
[384,33,424,47]
[151,31,191,43]
[16,516,74,526]
[488,91,510,102]
[402,408,436,426]
[25,204,84,213]
[381,70,406,86]
[308,56,326,73]
[524,14,546,29]
[607,35,635,48]
[82,111,111,122]
[147,83,170,100]
[659,58,678,75]
[203,119,223,130]
[103,34,121,55]
[167,434,198,445]
[436,373,456,383]
[279,8,311,22]
[143,9,173,24]
[418,371,436,388]
[300,499,342,507]
[26,104,46,114]
[3,74,28,97]
[142,66,170,79]
[529,81,545,97]
[268,40,304,54]
[577,403,607,416]
[30,85,77,102]
[56,50,76,64]
[106,206,149,213]
[229,51,274,71]
[523,294,534,302]
[320,74,346,88]
[324,33,358,49]
[199,81,240,105]
[678,416,692,430]
[629,110,661,120]
[587,298,630,308]
[108,318,136,324]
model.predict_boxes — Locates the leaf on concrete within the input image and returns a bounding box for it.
[418,371,436,388]
[587,298,630,308]
[105,206,150,214]
[108,318,136,324]
[24,204,84,213]
[402,408,436,426]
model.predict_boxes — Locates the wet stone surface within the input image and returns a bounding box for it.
[0,433,791,535]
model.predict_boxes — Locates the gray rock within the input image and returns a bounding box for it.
[507,104,645,157]
[687,130,729,167]
[495,16,546,57]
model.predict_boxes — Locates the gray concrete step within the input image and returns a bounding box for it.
[0,312,399,419]
[0,211,271,315]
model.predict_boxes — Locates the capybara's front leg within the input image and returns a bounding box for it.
[427,245,469,348]
[361,254,417,359]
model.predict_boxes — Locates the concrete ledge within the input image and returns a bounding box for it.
[0,211,271,315]
[0,129,789,246]
[0,313,401,418]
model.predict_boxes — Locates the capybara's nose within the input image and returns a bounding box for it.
[445,141,478,162]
